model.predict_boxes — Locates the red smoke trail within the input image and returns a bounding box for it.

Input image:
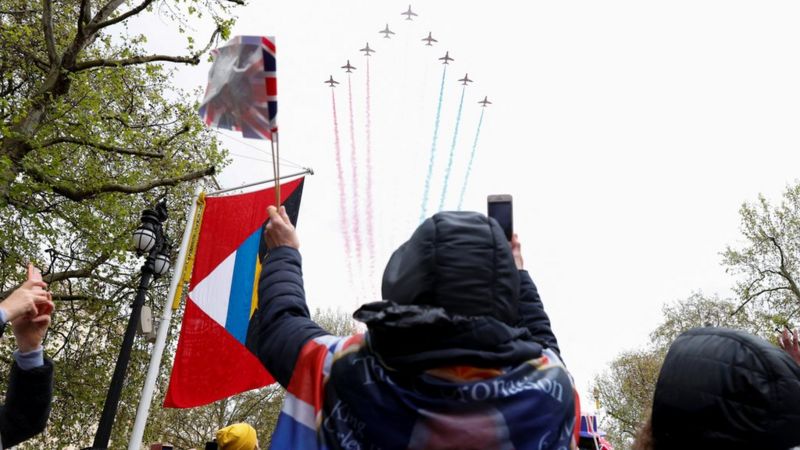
[347,75,363,273]
[332,89,355,288]
[365,58,377,298]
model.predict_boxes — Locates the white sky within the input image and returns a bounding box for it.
[134,1,800,407]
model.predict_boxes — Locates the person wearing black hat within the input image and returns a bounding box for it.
[633,327,800,450]
[249,208,578,449]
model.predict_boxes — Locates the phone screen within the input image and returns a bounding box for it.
[488,200,513,241]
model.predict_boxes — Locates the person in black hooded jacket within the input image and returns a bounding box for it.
[633,327,800,450]
[249,208,579,449]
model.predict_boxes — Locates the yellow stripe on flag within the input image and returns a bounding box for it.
[250,256,262,317]
[172,192,207,310]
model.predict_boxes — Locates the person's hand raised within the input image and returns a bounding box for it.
[0,276,50,323]
[511,234,524,271]
[7,264,55,353]
[779,327,800,366]
[264,205,300,250]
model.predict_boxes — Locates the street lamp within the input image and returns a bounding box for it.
[90,200,170,450]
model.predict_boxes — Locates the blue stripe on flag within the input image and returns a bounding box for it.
[225,229,261,343]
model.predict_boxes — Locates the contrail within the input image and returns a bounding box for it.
[420,65,448,222]
[438,85,466,211]
[331,89,355,286]
[457,108,486,210]
[347,75,363,269]
[364,57,377,298]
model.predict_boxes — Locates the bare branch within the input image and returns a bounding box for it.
[0,254,109,299]
[768,236,800,302]
[32,166,215,201]
[52,294,102,301]
[74,53,200,71]
[91,0,154,31]
[224,0,245,4]
[77,0,92,37]
[89,0,125,25]
[41,0,58,64]
[732,286,792,316]
[72,26,221,72]
[40,137,165,158]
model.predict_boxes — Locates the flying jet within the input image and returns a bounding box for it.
[458,73,473,85]
[341,60,356,73]
[422,32,438,46]
[379,24,395,39]
[360,42,375,56]
[325,76,339,87]
[478,96,492,107]
[438,51,453,64]
[401,5,418,20]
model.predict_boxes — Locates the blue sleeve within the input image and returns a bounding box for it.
[13,347,44,370]
[517,270,560,357]
[247,246,329,387]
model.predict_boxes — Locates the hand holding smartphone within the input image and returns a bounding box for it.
[487,194,513,241]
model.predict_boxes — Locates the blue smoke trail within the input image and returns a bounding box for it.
[457,108,486,210]
[438,85,466,211]
[420,65,448,222]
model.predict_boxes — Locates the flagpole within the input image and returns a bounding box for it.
[128,186,203,450]
[271,132,281,206]
[205,168,312,197]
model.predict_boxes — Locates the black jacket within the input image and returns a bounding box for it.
[0,358,53,448]
[652,328,800,450]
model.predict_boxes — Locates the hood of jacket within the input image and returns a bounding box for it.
[354,211,541,371]
[652,327,800,450]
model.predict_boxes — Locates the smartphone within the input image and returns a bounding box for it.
[487,194,513,241]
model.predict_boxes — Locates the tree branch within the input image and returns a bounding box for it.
[73,54,199,71]
[41,0,58,64]
[40,137,165,158]
[732,286,792,316]
[0,254,109,299]
[72,26,221,72]
[31,166,215,201]
[768,236,800,302]
[77,0,92,37]
[52,294,102,301]
[91,0,154,31]
[89,0,125,26]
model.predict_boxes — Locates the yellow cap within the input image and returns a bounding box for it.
[216,423,258,450]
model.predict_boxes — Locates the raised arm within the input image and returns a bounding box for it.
[0,273,55,447]
[511,234,560,356]
[247,206,328,387]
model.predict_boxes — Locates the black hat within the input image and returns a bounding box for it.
[379,211,519,324]
[652,327,800,450]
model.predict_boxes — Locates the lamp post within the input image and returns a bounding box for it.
[91,200,171,450]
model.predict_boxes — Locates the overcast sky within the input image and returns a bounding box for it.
[134,1,800,409]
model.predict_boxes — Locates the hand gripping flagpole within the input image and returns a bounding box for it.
[128,186,204,450]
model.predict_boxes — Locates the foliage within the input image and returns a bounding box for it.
[723,183,800,322]
[0,0,243,447]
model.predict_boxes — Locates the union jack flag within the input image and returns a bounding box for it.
[199,35,277,140]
